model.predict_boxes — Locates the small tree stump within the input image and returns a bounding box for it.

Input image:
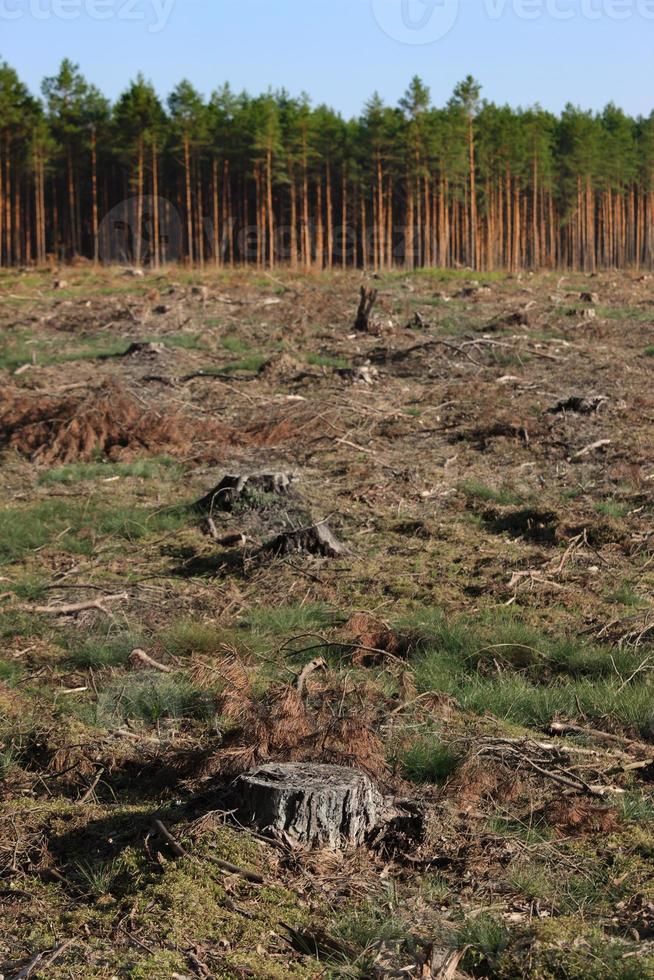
[194,472,297,514]
[233,763,382,849]
[354,286,378,333]
[265,520,350,558]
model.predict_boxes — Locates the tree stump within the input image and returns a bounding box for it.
[233,763,382,849]
[354,286,378,333]
[194,472,297,514]
[264,520,350,558]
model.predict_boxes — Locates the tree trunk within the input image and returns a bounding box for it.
[266,145,274,268]
[91,131,99,264]
[152,142,160,268]
[183,134,193,264]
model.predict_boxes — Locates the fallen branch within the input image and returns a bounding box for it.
[130,648,172,673]
[549,721,653,756]
[11,939,75,980]
[19,593,129,616]
[152,819,264,884]
[572,439,611,460]
[78,767,105,805]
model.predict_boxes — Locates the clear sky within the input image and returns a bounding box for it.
[1,0,651,117]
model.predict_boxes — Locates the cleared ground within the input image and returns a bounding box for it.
[0,264,653,979]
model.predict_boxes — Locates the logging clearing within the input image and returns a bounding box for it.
[0,264,653,978]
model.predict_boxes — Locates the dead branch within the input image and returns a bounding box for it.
[549,721,653,756]
[572,439,611,460]
[152,819,264,884]
[78,767,105,805]
[130,648,172,673]
[10,939,75,980]
[19,593,129,615]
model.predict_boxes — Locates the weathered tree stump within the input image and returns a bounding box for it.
[233,763,382,849]
[194,472,297,514]
[354,286,378,332]
[265,520,350,558]
[547,395,608,416]
[121,341,168,359]
[336,362,379,385]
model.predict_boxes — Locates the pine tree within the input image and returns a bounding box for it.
[0,59,653,272]
[0,61,40,264]
[449,76,482,267]
[168,80,206,264]
[114,75,165,265]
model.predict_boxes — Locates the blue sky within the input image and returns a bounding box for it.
[1,0,651,117]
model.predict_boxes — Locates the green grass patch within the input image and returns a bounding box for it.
[396,734,461,784]
[0,498,190,563]
[457,913,511,975]
[223,353,268,373]
[241,603,336,641]
[305,352,349,370]
[488,813,555,846]
[459,480,526,506]
[64,630,145,669]
[93,672,219,727]
[38,456,182,486]
[329,893,409,975]
[400,608,654,734]
[220,334,252,354]
[0,660,23,685]
[609,582,647,607]
[597,306,653,323]
[595,499,630,519]
[618,792,654,823]
[5,574,49,601]
[0,331,206,372]
[0,745,18,779]
[161,620,225,657]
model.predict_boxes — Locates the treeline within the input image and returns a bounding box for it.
[1,59,654,271]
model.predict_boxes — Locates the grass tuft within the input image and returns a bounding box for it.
[93,672,219,727]
[397,735,462,784]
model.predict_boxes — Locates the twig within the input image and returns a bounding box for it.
[572,439,611,460]
[78,767,105,804]
[130,648,172,673]
[10,939,75,979]
[553,532,585,574]
[152,819,264,884]
[518,752,609,796]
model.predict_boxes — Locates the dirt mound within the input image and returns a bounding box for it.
[0,381,235,464]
